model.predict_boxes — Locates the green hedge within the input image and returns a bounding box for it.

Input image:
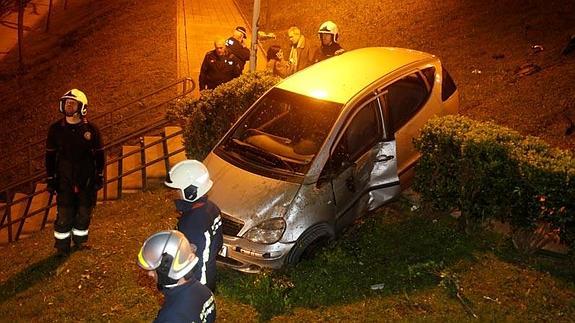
[413,115,575,247]
[168,72,281,159]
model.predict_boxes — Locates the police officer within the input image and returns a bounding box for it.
[313,21,345,63]
[225,26,251,72]
[165,160,223,292]
[45,89,104,255]
[137,230,216,323]
[199,38,242,90]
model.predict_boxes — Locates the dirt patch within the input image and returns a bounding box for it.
[237,0,575,151]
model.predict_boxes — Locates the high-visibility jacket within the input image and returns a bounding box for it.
[155,278,216,323]
[175,197,223,292]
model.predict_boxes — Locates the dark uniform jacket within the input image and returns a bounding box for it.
[198,50,241,90]
[45,118,104,192]
[175,197,223,292]
[154,278,216,323]
[225,37,250,71]
[313,42,344,63]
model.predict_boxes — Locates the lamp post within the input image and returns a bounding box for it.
[249,0,261,72]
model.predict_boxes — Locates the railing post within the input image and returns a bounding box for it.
[117,155,123,200]
[16,191,34,241]
[162,131,171,177]
[4,191,13,243]
[102,161,108,202]
[140,137,148,191]
[41,191,55,230]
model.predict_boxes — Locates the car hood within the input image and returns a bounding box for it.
[204,153,301,231]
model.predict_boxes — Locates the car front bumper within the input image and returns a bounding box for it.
[216,235,295,273]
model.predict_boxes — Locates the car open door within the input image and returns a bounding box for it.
[327,96,400,232]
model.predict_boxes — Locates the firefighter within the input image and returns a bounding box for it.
[313,20,345,62]
[138,230,216,323]
[225,26,251,72]
[45,89,105,256]
[165,160,223,292]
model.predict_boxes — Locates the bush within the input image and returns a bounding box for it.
[168,72,281,159]
[413,115,575,248]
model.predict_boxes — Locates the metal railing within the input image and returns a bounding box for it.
[0,120,186,244]
[0,77,194,191]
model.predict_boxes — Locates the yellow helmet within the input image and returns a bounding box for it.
[59,89,88,116]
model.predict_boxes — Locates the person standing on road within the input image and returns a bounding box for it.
[287,26,315,74]
[45,89,105,256]
[225,26,251,72]
[137,230,216,323]
[313,21,345,63]
[165,160,223,292]
[199,38,242,90]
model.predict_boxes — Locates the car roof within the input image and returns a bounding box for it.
[276,47,435,104]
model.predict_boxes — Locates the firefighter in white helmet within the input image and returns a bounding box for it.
[45,89,105,256]
[313,20,345,63]
[138,230,216,323]
[165,160,223,292]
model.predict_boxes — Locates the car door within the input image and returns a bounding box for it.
[325,95,400,232]
[380,68,438,184]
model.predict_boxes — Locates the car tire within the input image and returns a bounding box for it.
[285,223,334,266]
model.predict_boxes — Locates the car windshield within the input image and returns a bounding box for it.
[218,88,343,176]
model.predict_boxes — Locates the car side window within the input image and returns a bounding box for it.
[330,99,382,173]
[384,72,429,132]
[421,67,436,90]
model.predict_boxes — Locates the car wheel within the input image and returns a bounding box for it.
[285,223,334,265]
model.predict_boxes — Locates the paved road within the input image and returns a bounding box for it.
[177,0,267,95]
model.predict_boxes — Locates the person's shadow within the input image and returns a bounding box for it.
[0,254,68,304]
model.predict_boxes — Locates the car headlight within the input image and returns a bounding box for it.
[243,218,286,244]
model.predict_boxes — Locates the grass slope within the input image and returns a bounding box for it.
[0,187,573,322]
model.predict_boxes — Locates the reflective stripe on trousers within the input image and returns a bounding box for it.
[54,231,71,240]
[72,228,89,236]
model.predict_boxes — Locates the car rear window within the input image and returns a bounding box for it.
[441,67,457,101]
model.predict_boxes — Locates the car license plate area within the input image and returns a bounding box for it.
[218,245,228,257]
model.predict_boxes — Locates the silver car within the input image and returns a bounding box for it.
[204,47,459,272]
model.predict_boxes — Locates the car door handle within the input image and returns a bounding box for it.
[376,155,394,162]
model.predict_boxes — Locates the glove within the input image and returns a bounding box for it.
[94,174,104,191]
[46,177,58,193]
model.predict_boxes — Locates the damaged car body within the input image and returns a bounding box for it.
[203,47,459,273]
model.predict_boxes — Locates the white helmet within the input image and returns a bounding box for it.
[165,160,213,202]
[137,230,199,288]
[318,21,339,43]
[59,89,89,116]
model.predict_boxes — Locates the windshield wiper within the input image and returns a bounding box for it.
[230,138,296,173]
